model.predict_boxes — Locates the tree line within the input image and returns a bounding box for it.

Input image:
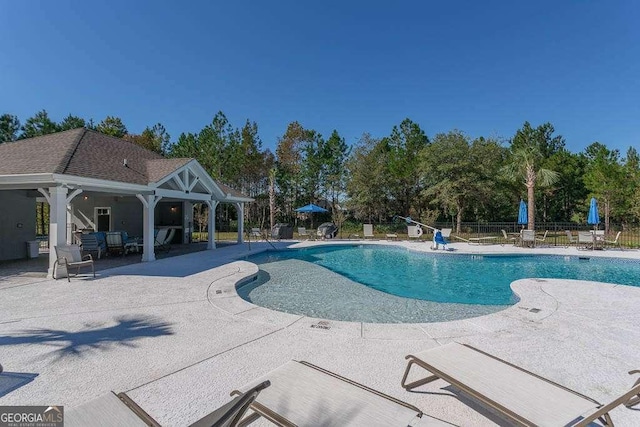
[2,110,639,233]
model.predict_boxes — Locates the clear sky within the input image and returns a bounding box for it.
[1,1,638,154]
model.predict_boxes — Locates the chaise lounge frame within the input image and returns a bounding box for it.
[401,342,640,426]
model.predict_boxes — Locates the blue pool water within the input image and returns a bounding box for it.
[239,245,640,323]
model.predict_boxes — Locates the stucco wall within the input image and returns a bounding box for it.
[0,190,36,261]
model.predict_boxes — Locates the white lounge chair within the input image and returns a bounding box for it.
[407,225,423,240]
[363,224,375,239]
[66,382,271,427]
[54,244,95,282]
[521,230,536,247]
[605,231,622,250]
[502,229,518,245]
[401,342,640,427]
[249,227,262,240]
[67,361,449,427]
[297,227,313,240]
[565,230,578,247]
[535,230,549,245]
[578,231,594,250]
[232,360,448,426]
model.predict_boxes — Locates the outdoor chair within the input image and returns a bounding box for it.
[105,231,137,256]
[65,382,271,427]
[578,231,594,250]
[535,230,549,245]
[592,230,605,250]
[605,231,623,250]
[297,227,313,240]
[249,227,262,240]
[54,244,95,282]
[66,362,449,427]
[230,360,447,426]
[565,230,578,247]
[401,342,640,427]
[521,230,536,248]
[154,228,172,252]
[80,233,104,259]
[502,229,519,246]
[407,225,423,240]
[363,224,375,239]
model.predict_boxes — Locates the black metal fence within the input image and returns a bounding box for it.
[339,221,640,249]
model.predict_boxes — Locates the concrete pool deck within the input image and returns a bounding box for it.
[1,240,639,426]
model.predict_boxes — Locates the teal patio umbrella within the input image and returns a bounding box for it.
[517,200,528,228]
[587,197,600,230]
[295,203,328,229]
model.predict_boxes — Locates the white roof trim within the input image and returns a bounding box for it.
[151,159,226,199]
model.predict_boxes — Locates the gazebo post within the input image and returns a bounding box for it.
[43,186,68,278]
[235,202,244,243]
[137,194,160,262]
[206,200,218,249]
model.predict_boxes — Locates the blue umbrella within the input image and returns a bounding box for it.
[295,203,328,213]
[517,199,528,226]
[295,203,328,229]
[587,197,600,226]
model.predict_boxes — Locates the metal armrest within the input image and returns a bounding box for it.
[82,254,93,261]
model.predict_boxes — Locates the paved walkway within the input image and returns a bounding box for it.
[1,240,639,426]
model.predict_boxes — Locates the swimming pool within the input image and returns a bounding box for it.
[238,245,640,323]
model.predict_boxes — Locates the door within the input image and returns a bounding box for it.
[95,207,111,232]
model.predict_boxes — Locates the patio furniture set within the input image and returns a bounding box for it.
[54,228,176,280]
[66,342,640,426]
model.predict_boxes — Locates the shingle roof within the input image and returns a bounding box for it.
[0,128,251,199]
[0,128,85,175]
[1,129,189,185]
[215,180,250,199]
[146,158,193,183]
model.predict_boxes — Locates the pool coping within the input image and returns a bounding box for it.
[205,240,639,340]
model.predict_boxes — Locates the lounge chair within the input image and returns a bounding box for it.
[65,382,271,427]
[154,228,172,252]
[231,360,447,426]
[521,230,536,247]
[578,231,594,250]
[80,233,104,259]
[502,229,518,245]
[54,244,95,282]
[593,230,605,250]
[66,361,449,427]
[565,230,578,248]
[407,225,423,240]
[535,230,549,245]
[297,227,314,240]
[605,231,623,250]
[105,231,137,256]
[249,227,262,240]
[401,342,640,427]
[363,224,375,239]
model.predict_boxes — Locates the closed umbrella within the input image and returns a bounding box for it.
[587,197,600,230]
[517,200,528,228]
[295,203,328,229]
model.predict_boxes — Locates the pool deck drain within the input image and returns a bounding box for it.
[0,240,639,426]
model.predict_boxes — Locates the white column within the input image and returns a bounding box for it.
[137,194,159,262]
[206,200,218,249]
[183,201,193,244]
[64,189,83,244]
[236,202,244,243]
[47,186,68,278]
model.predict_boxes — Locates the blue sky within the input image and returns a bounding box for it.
[1,1,638,154]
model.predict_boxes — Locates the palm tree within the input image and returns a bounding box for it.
[502,144,559,231]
